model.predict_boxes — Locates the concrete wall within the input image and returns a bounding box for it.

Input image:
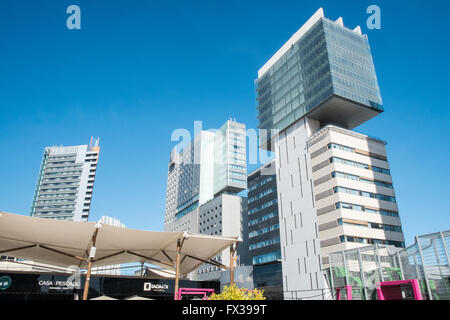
[275,117,326,299]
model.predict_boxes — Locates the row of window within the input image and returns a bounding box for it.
[41,182,79,187]
[35,205,75,210]
[230,171,246,178]
[231,158,245,165]
[333,186,396,203]
[248,199,278,215]
[331,171,393,189]
[252,251,281,265]
[339,235,405,248]
[249,237,280,251]
[41,187,78,192]
[337,219,402,232]
[176,194,199,213]
[46,161,75,165]
[230,178,246,184]
[330,157,390,175]
[45,165,82,171]
[249,224,280,238]
[175,202,199,220]
[248,176,274,192]
[230,150,245,157]
[248,211,278,226]
[248,187,276,204]
[229,164,245,171]
[38,193,77,199]
[335,202,400,218]
[328,143,386,160]
[47,155,76,161]
[37,199,76,204]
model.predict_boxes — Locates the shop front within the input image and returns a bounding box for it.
[0,271,219,300]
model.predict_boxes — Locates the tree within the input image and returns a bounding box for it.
[208,283,266,300]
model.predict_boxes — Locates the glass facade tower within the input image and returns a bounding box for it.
[256,9,383,150]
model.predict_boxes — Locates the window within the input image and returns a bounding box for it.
[333,186,396,203]
[335,202,399,217]
[330,157,390,175]
[252,251,281,265]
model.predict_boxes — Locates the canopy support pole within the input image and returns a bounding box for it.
[174,238,183,300]
[230,244,236,285]
[82,227,100,301]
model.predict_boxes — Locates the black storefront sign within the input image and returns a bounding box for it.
[0,271,219,300]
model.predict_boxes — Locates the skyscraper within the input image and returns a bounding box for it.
[255,8,405,299]
[164,119,249,280]
[164,120,247,233]
[247,160,283,299]
[30,137,100,222]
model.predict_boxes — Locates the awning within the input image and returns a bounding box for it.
[0,211,238,276]
[90,295,117,300]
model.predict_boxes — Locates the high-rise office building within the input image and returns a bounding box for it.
[164,120,247,233]
[255,8,405,299]
[164,120,249,277]
[247,160,283,299]
[30,137,100,222]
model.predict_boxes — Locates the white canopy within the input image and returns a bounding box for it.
[90,295,117,300]
[0,211,238,275]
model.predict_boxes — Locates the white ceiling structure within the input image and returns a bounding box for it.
[0,211,238,275]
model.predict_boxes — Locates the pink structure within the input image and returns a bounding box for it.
[175,288,215,300]
[376,279,422,300]
[335,285,352,300]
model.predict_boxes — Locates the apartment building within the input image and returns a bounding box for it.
[30,137,100,221]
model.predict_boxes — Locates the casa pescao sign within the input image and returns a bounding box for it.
[38,280,80,290]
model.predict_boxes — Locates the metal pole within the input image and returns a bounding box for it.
[374,244,384,282]
[440,232,450,267]
[328,256,335,299]
[396,251,404,280]
[82,227,100,301]
[341,251,349,285]
[174,238,182,300]
[357,248,368,300]
[230,244,235,285]
[432,238,444,285]
[416,236,433,300]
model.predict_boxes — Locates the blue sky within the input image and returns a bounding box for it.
[0,0,448,246]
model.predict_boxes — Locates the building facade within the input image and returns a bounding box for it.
[310,125,405,266]
[164,120,247,233]
[30,137,100,222]
[255,8,404,299]
[164,120,249,279]
[196,193,249,276]
[247,160,283,299]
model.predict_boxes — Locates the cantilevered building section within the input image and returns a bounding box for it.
[257,8,382,151]
[30,137,100,222]
[255,8,404,299]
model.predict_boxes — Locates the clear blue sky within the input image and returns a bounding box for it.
[0,0,449,246]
